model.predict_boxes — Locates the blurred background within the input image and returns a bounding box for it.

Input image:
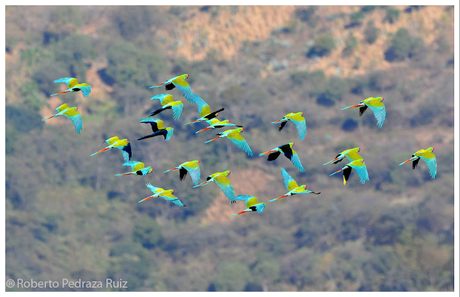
[5,5,454,291]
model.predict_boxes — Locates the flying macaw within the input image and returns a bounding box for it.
[231,195,266,216]
[323,147,362,165]
[330,159,370,185]
[138,117,174,141]
[259,143,305,172]
[205,127,253,156]
[195,119,242,134]
[150,94,183,120]
[138,183,186,206]
[193,170,236,203]
[164,160,201,186]
[270,168,321,202]
[50,77,91,98]
[184,95,224,125]
[150,74,199,104]
[115,161,154,176]
[272,112,307,140]
[42,103,82,134]
[342,97,386,128]
[91,137,132,162]
[399,147,437,179]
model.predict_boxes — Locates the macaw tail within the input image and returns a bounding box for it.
[270,194,288,202]
[42,114,58,121]
[50,90,72,97]
[196,127,213,134]
[91,147,112,156]
[259,150,276,156]
[115,172,135,176]
[399,157,417,166]
[330,168,344,176]
[185,118,202,125]
[149,83,164,89]
[205,137,221,144]
[138,196,154,203]
[231,210,251,216]
[323,158,339,166]
[163,167,179,173]
[341,104,365,110]
[193,181,210,188]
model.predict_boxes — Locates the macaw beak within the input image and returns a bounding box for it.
[91,147,112,156]
[197,161,200,164]
[138,196,155,203]
[381,98,384,102]
[341,104,365,110]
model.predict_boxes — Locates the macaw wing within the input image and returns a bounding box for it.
[368,104,386,128]
[353,165,370,184]
[146,183,160,193]
[183,164,201,186]
[420,154,437,179]
[115,143,132,162]
[63,109,82,134]
[123,161,144,171]
[228,133,253,156]
[151,94,174,105]
[56,103,70,113]
[171,103,183,120]
[77,85,91,97]
[289,150,305,172]
[345,150,363,161]
[172,76,196,104]
[289,116,307,140]
[194,95,211,117]
[253,203,266,213]
[140,118,162,131]
[106,136,120,145]
[245,196,259,208]
[214,175,236,203]
[54,77,78,88]
[160,192,185,207]
[235,195,254,203]
[165,129,174,141]
[281,168,298,191]
[207,118,220,126]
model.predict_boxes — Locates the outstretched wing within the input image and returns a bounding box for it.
[79,85,91,97]
[165,129,174,141]
[419,152,437,179]
[115,142,132,162]
[289,150,305,172]
[253,203,266,213]
[171,103,183,120]
[367,102,386,128]
[56,103,70,113]
[228,132,253,156]
[172,76,197,104]
[160,192,186,207]
[281,168,298,191]
[146,183,160,193]
[345,150,363,161]
[235,195,253,203]
[353,164,370,184]
[54,77,78,88]
[123,161,144,171]
[289,114,307,140]
[214,175,236,203]
[194,95,211,117]
[63,109,82,134]
[151,94,174,106]
[183,163,201,186]
[140,117,163,132]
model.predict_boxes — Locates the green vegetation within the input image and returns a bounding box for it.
[384,7,401,24]
[5,6,454,292]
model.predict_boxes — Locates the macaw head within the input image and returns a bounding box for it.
[148,168,154,174]
[195,160,200,164]
[235,127,244,133]
[224,170,231,176]
[361,159,365,163]
[289,142,294,148]
[75,107,79,111]
[380,97,384,102]
[183,74,190,79]
[171,189,176,194]
[301,184,307,190]
[428,147,434,152]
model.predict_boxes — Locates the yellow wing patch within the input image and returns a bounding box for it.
[418,151,435,159]
[346,151,362,160]
[57,103,69,112]
[162,94,174,106]
[133,162,145,172]
[246,197,258,208]
[107,136,120,145]
[288,180,299,191]
[172,76,189,87]
[68,78,79,88]
[63,108,79,117]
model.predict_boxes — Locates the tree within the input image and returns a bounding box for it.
[213,262,251,291]
[342,32,358,57]
[384,8,400,24]
[306,34,336,58]
[364,20,379,44]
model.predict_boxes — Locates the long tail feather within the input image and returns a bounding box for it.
[259,150,276,156]
[205,137,221,144]
[231,210,250,216]
[341,104,365,110]
[193,181,210,188]
[399,157,417,166]
[270,195,288,202]
[164,167,179,173]
[50,90,72,97]
[196,127,213,134]
[323,158,338,165]
[138,196,154,203]
[330,168,344,176]
[115,172,135,176]
[91,147,111,156]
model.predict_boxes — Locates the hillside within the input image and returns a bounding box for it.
[5,5,455,291]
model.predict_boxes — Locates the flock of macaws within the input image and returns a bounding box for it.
[42,74,438,216]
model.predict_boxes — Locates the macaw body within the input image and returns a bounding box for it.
[205,127,253,156]
[42,103,82,134]
[193,170,236,203]
[185,95,224,125]
[138,117,174,141]
[164,160,201,186]
[115,161,154,176]
[231,195,266,216]
[330,159,370,185]
[260,143,305,172]
[270,168,321,202]
[272,112,307,140]
[139,183,186,206]
[195,119,242,134]
[91,137,132,162]
[323,147,362,165]
[150,74,199,104]
[399,147,437,179]
[50,77,91,97]
[150,94,183,120]
[342,97,386,128]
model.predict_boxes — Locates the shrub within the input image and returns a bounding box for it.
[294,7,318,27]
[306,34,336,58]
[384,8,400,24]
[346,11,365,28]
[112,7,165,41]
[384,28,425,62]
[364,20,379,44]
[342,32,358,57]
